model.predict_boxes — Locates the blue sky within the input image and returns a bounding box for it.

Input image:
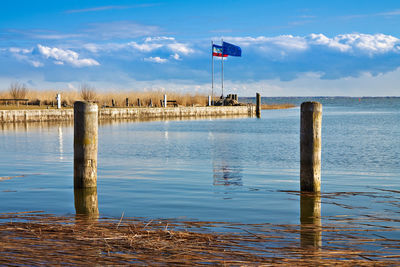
[1,0,400,96]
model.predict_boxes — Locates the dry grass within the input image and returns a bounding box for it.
[0,211,398,266]
[8,82,28,99]
[80,84,97,102]
[0,89,208,107]
[95,91,207,107]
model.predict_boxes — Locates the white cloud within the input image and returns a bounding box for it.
[82,36,195,57]
[145,36,175,42]
[224,33,400,56]
[308,34,351,52]
[167,43,194,55]
[85,21,160,40]
[129,42,163,52]
[378,9,400,16]
[144,56,167,63]
[224,35,308,51]
[37,44,100,67]
[335,33,400,55]
[171,53,181,60]
[8,47,33,54]
[32,34,83,40]
[309,33,400,55]
[5,47,43,67]
[30,60,44,67]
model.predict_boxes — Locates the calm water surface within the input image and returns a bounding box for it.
[0,97,399,229]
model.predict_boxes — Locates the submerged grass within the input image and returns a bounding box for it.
[0,210,399,266]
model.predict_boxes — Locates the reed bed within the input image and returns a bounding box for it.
[0,210,398,266]
[0,89,208,107]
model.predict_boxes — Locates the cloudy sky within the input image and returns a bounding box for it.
[1,0,400,96]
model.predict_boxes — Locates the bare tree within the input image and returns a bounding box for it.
[80,83,97,101]
[9,82,28,99]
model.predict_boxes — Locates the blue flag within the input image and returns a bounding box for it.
[222,41,241,57]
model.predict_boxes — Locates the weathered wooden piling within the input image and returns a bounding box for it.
[208,95,211,106]
[137,98,141,107]
[300,101,322,192]
[163,94,167,108]
[74,187,99,217]
[149,99,153,107]
[112,99,115,107]
[256,93,261,118]
[74,101,98,188]
[125,98,129,107]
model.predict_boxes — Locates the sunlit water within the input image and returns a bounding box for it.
[0,97,399,230]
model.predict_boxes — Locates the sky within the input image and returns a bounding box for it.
[1,0,400,96]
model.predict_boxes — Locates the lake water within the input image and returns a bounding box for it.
[0,97,399,230]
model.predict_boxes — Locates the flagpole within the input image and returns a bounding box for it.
[221,39,224,101]
[211,41,214,106]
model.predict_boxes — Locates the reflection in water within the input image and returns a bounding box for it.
[211,132,243,187]
[74,187,99,219]
[213,163,243,186]
[0,121,73,132]
[99,115,250,126]
[58,126,63,160]
[300,193,322,249]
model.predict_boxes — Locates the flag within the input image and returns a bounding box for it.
[222,41,241,57]
[212,44,228,57]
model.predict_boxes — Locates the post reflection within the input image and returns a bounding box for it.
[300,192,321,249]
[213,162,243,186]
[58,126,63,160]
[74,187,99,219]
[211,132,243,187]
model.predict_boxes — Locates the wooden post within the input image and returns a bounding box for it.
[112,99,115,107]
[126,98,129,107]
[208,95,211,106]
[256,93,261,118]
[300,102,322,192]
[74,187,99,217]
[137,98,141,107]
[149,99,153,107]
[74,101,98,188]
[163,94,167,108]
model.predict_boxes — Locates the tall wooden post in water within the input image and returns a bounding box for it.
[300,102,322,192]
[74,101,98,188]
[256,93,261,118]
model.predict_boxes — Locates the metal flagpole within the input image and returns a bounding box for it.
[221,39,224,101]
[211,41,214,106]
